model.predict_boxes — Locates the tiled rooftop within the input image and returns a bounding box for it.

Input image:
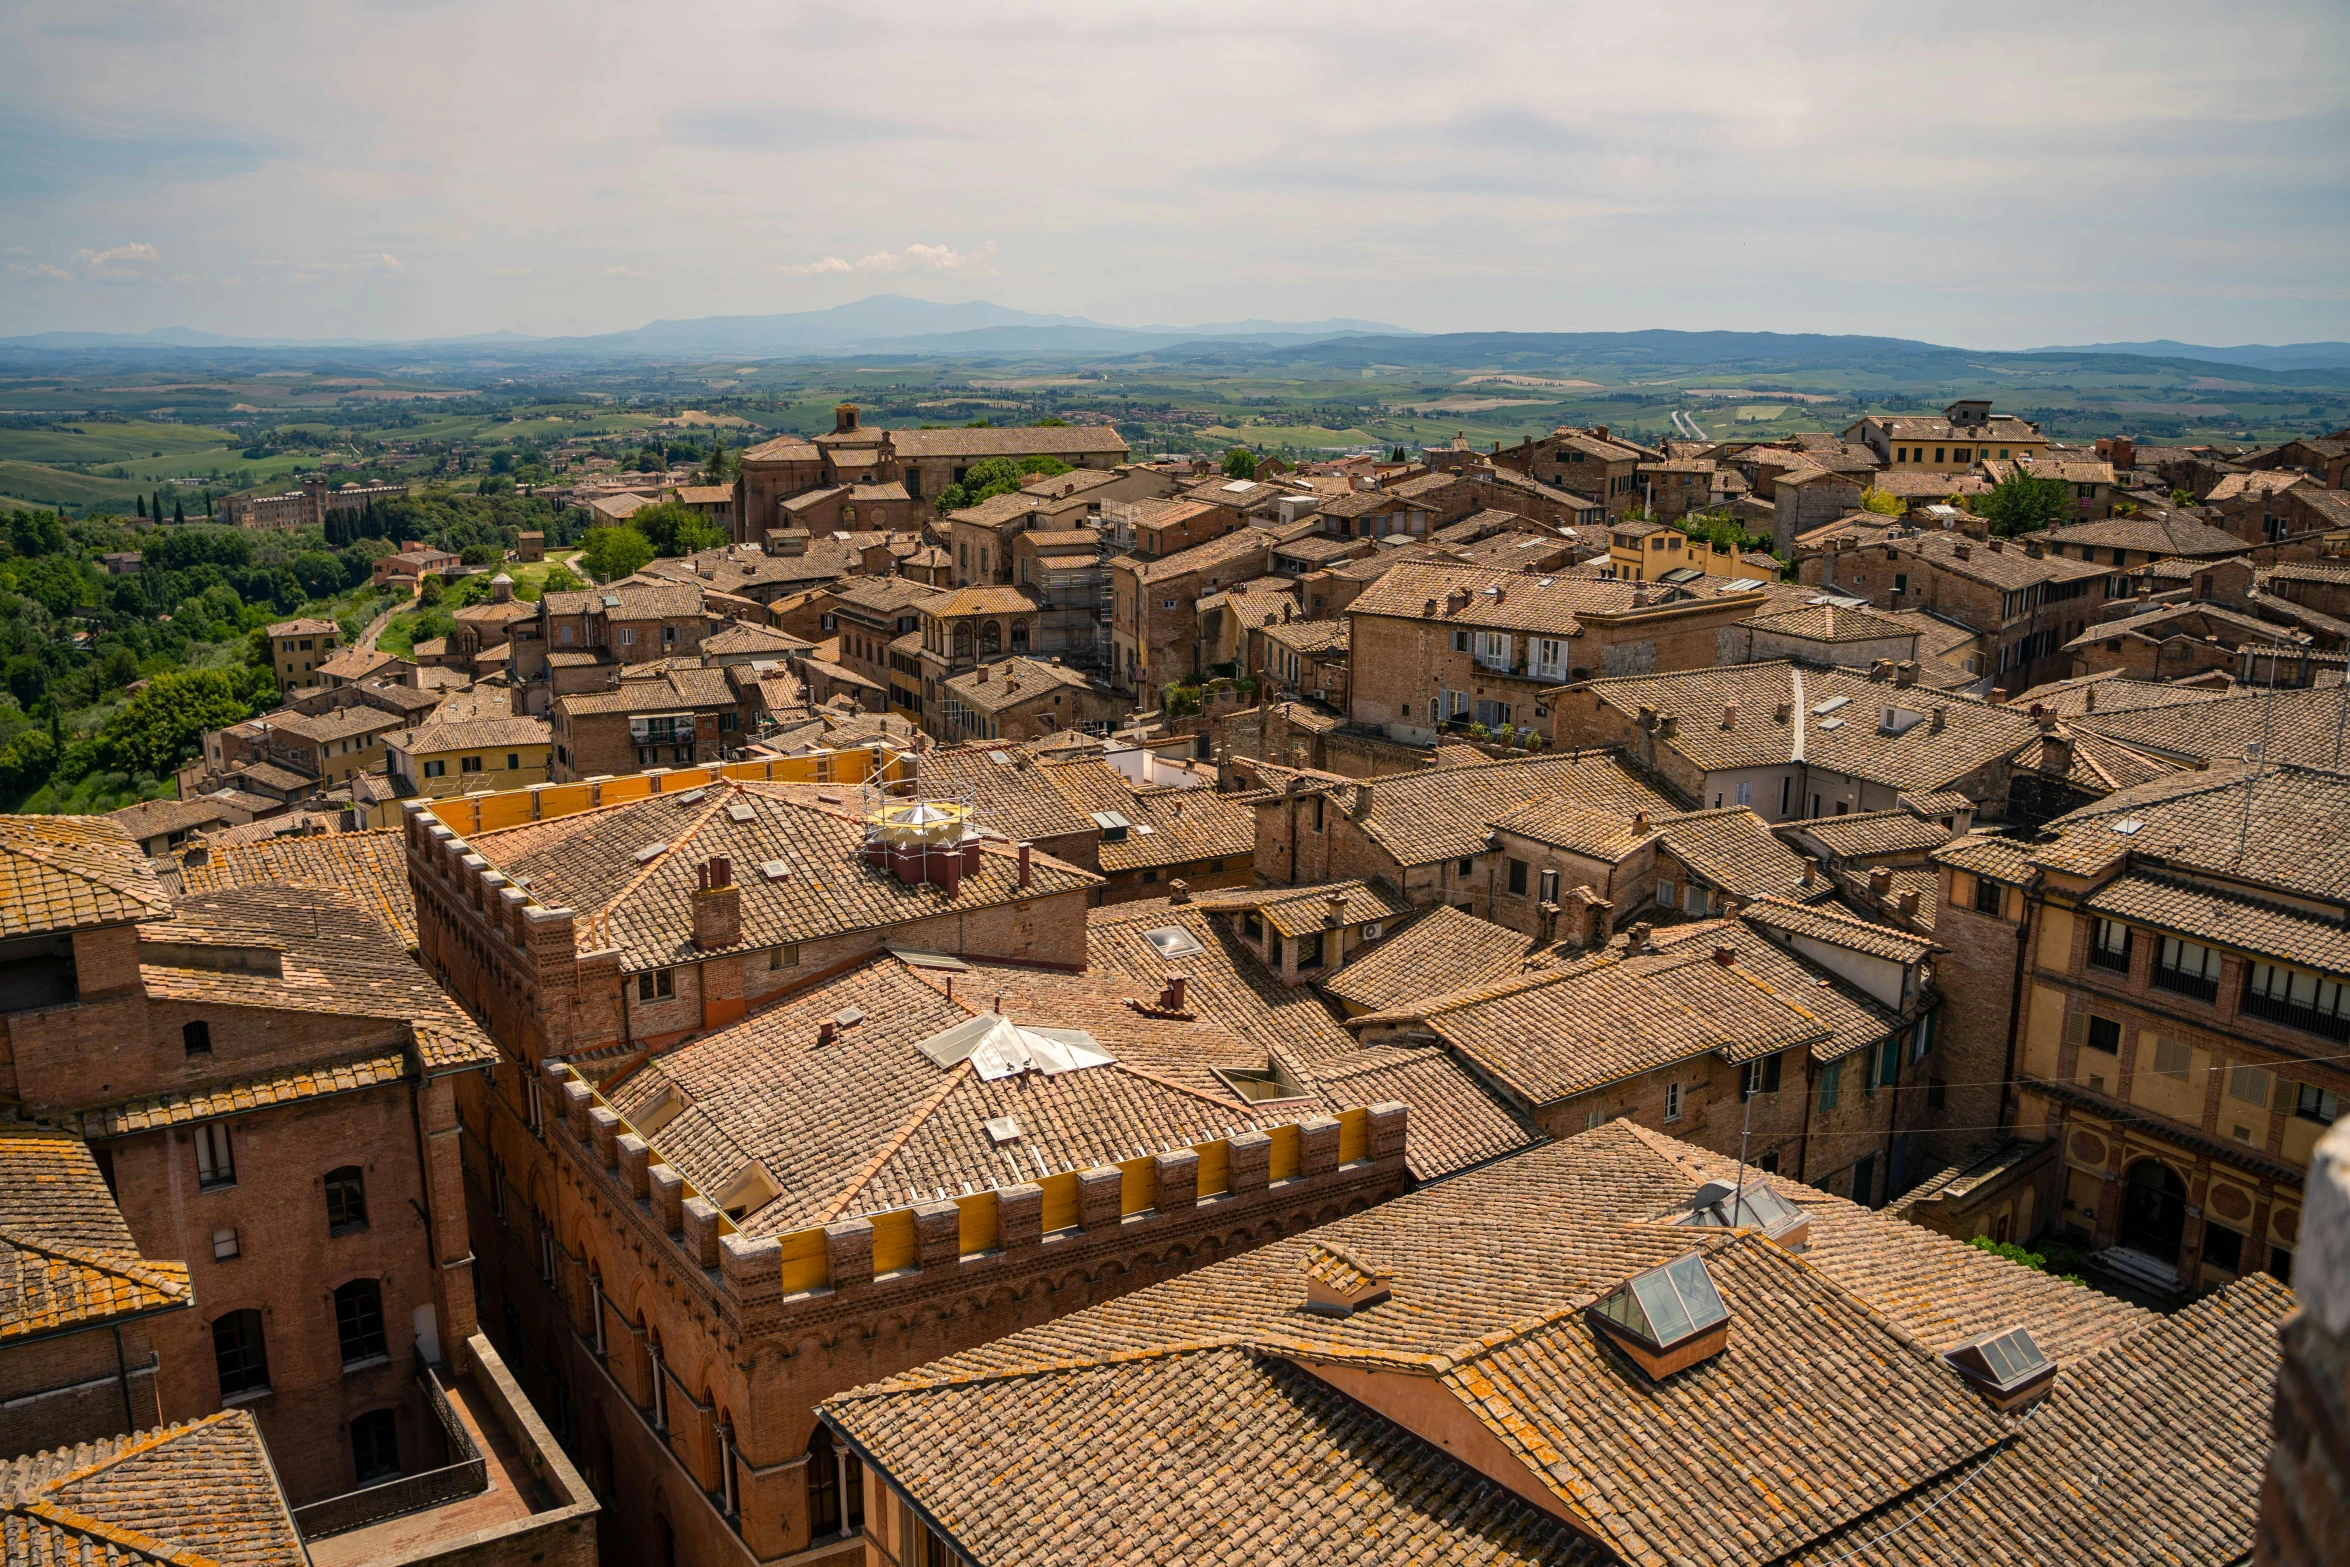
[1086,900,1536,1182]
[0,816,170,939]
[175,829,415,945]
[468,780,1099,972]
[0,1411,306,1566]
[0,1122,190,1342]
[1320,905,1535,1015]
[1578,662,2041,793]
[826,1120,2183,1567]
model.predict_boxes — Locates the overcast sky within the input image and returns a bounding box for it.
[5,0,2346,348]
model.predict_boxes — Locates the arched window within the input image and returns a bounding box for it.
[213,1310,269,1397]
[952,624,973,660]
[334,1278,388,1366]
[1010,621,1028,653]
[979,621,1002,656]
[183,1020,211,1056]
[325,1166,368,1233]
[351,1408,401,1482]
[807,1423,865,1537]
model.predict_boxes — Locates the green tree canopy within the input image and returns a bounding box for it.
[627,500,727,557]
[933,455,1072,513]
[580,525,656,582]
[1977,469,2075,537]
[96,669,260,778]
[1858,487,1905,516]
[1222,448,1258,480]
[540,563,583,594]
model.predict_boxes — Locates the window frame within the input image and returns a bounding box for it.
[333,1278,390,1368]
[325,1166,369,1234]
[195,1122,236,1189]
[212,1309,270,1398]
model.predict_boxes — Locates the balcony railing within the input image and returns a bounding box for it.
[290,1355,486,1541]
[2240,986,2350,1042]
[2151,964,2219,1002]
[2088,944,2131,973]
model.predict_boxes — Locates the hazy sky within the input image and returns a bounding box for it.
[5,0,2346,347]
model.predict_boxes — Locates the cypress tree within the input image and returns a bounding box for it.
[136,494,146,518]
[173,498,185,523]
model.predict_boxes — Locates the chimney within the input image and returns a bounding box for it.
[1712,944,1737,966]
[1773,698,1792,723]
[1324,892,1348,927]
[1987,538,2005,553]
[2024,539,2044,559]
[1656,712,1678,739]
[1870,658,1893,681]
[1954,542,1972,560]
[693,857,741,949]
[1632,809,1649,834]
[1627,920,1654,952]
[2032,704,2055,733]
[2083,687,2097,713]
[976,665,989,681]
[817,1019,837,1046]
[2042,733,2075,776]
[1801,857,1818,887]
[1159,972,1189,1012]
[1593,426,1608,442]
[1929,707,1947,732]
[1894,661,1918,687]
[1897,888,1921,917]
[1017,840,1033,888]
[181,833,210,868]
[1869,866,1894,899]
[1721,702,1738,730]
[1351,781,1375,818]
[1168,878,1191,905]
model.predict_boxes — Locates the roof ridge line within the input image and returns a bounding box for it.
[832,1336,1258,1401]
[814,1057,976,1228]
[14,1497,209,1566]
[0,1228,189,1297]
[590,786,740,949]
[0,836,170,914]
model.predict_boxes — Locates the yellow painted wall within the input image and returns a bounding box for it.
[2036,905,2076,973]
[427,746,906,834]
[2021,982,2066,1080]
[2128,1033,2209,1125]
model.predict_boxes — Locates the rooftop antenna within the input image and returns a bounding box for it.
[1729,1069,1757,1229]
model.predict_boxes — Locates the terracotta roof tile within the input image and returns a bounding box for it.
[0,1411,306,1566]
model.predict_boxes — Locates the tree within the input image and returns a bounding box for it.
[136,494,146,519]
[1858,487,1905,516]
[1032,416,1068,427]
[580,526,655,582]
[96,669,258,778]
[540,563,583,594]
[1222,448,1257,480]
[172,498,185,523]
[699,440,734,485]
[1977,468,2075,537]
[626,500,725,557]
[932,455,1072,513]
[417,574,445,607]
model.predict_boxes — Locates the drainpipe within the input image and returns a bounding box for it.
[112,1324,134,1430]
[650,1342,668,1430]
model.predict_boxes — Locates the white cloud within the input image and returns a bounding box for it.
[7,261,72,281]
[784,241,999,278]
[74,242,160,279]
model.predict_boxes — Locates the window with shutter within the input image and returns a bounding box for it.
[2152,1037,2191,1081]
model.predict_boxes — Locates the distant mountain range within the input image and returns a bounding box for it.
[0,296,1422,357]
[4,302,2349,383]
[2030,340,2350,373]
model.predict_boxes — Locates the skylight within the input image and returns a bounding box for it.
[759,859,790,881]
[914,1015,1118,1080]
[1721,577,1764,593]
[1812,696,1852,716]
[983,1116,1022,1146]
[634,842,668,865]
[1590,1250,1729,1353]
[1676,1178,1808,1249]
[673,788,707,806]
[727,802,757,823]
[1943,1325,2056,1408]
[2112,818,2144,835]
[1141,926,1206,959]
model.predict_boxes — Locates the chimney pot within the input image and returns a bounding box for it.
[1801,857,1817,887]
[1627,920,1653,951]
[1722,702,1738,729]
[1017,840,1033,888]
[1712,944,1736,966]
[1897,888,1921,916]
[1868,866,1894,898]
[1160,972,1189,1012]
[1929,706,1947,732]
[817,1019,837,1046]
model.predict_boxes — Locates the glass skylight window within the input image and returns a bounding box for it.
[1141,926,1206,959]
[1943,1325,2056,1408]
[1591,1250,1729,1351]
